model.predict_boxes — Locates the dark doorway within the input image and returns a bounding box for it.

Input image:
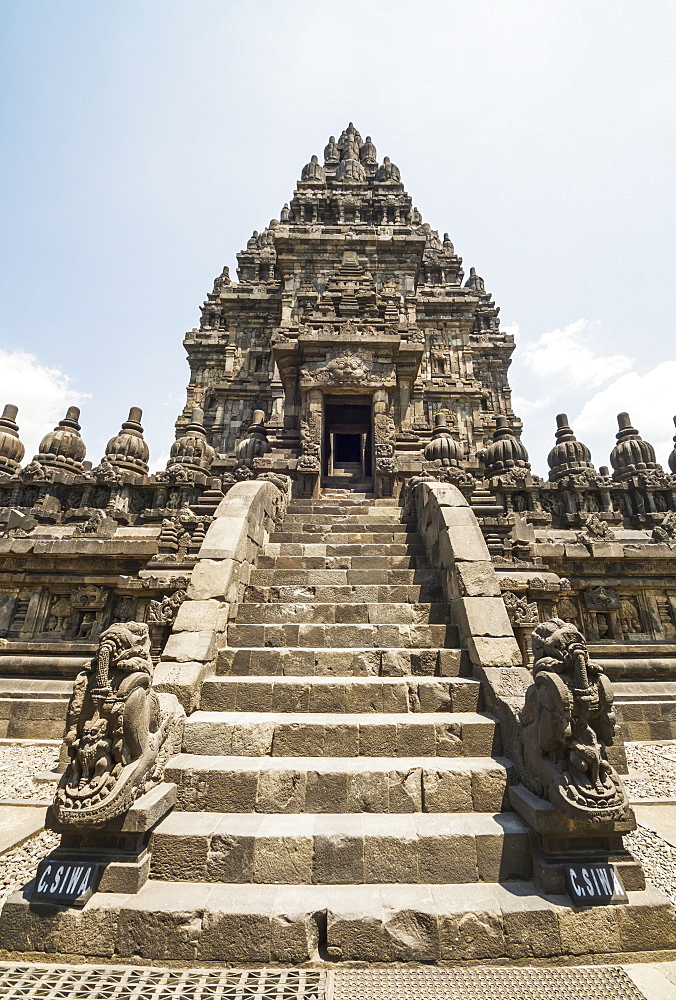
[323,397,372,484]
[334,433,361,464]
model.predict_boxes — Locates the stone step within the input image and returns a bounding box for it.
[165,753,513,813]
[256,554,426,570]
[150,811,532,885]
[4,879,673,962]
[280,513,413,527]
[276,520,413,533]
[264,542,425,556]
[226,621,456,648]
[287,501,399,513]
[270,528,415,543]
[200,675,481,714]
[215,646,466,678]
[234,603,450,626]
[249,568,438,587]
[244,583,444,605]
[182,711,499,758]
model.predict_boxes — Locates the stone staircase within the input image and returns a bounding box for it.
[6,492,673,964]
[121,492,668,963]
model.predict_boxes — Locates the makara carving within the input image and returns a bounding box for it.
[52,621,185,826]
[516,618,629,822]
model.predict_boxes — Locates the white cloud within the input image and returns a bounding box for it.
[511,394,550,416]
[519,319,634,390]
[574,360,676,469]
[149,453,170,474]
[0,347,89,463]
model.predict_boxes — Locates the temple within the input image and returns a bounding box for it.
[182,122,516,496]
[1,124,676,964]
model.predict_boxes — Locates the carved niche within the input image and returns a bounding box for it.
[52,621,185,826]
[516,619,629,823]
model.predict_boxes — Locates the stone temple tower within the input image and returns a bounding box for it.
[179,123,520,496]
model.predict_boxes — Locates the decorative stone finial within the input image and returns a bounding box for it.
[360,136,377,164]
[336,142,366,183]
[235,409,272,469]
[443,233,454,252]
[478,416,530,479]
[375,156,401,183]
[423,412,463,467]
[0,404,25,475]
[610,411,661,480]
[34,406,86,474]
[280,203,290,223]
[300,154,326,184]
[169,406,216,474]
[324,135,339,164]
[547,413,595,481]
[669,416,676,474]
[103,407,150,476]
[464,267,485,291]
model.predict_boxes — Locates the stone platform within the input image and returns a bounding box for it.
[3,492,676,966]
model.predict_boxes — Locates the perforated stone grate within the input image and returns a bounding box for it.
[0,964,327,999]
[331,965,646,1000]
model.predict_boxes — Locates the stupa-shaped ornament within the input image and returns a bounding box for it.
[235,410,272,469]
[300,155,326,184]
[0,404,25,476]
[34,406,86,474]
[169,406,216,475]
[668,416,676,475]
[375,156,401,183]
[479,416,530,479]
[610,412,662,480]
[103,407,150,476]
[547,413,595,481]
[423,412,463,467]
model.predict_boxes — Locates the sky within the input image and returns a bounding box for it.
[1,0,674,475]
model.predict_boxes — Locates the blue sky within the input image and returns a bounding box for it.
[1,0,675,473]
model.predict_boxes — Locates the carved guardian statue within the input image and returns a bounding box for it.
[518,618,629,822]
[52,621,185,827]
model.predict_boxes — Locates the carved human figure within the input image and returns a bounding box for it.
[620,597,642,634]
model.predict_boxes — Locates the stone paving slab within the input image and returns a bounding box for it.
[633,803,676,849]
[0,805,45,855]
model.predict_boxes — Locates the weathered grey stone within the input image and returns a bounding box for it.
[161,630,217,664]
[174,599,229,632]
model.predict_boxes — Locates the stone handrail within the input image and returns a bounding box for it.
[153,478,289,712]
[411,479,632,828]
[410,479,534,760]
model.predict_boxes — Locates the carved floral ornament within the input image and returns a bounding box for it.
[502,591,539,626]
[300,349,397,389]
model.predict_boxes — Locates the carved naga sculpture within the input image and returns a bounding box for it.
[518,618,628,822]
[52,621,185,827]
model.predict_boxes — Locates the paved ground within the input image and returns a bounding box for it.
[1,960,676,999]
[2,740,676,997]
